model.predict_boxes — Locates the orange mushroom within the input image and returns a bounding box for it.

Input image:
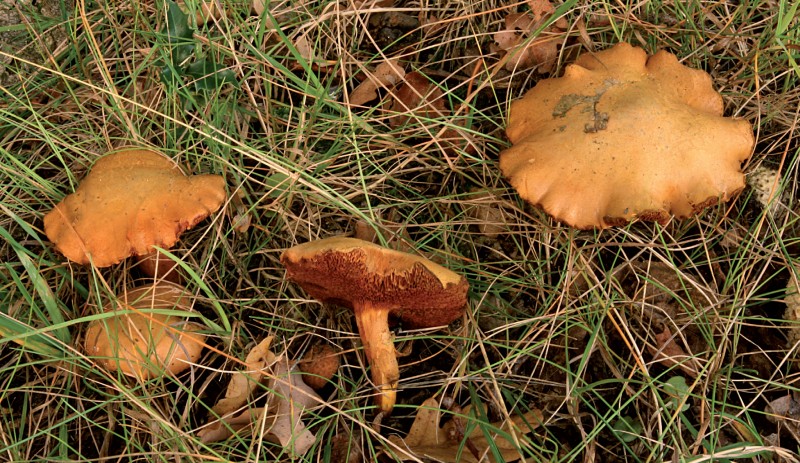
[499,43,755,229]
[281,237,469,414]
[83,282,206,379]
[44,148,226,269]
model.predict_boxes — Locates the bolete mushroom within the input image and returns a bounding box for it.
[499,43,755,229]
[44,147,226,269]
[83,282,206,379]
[280,237,469,414]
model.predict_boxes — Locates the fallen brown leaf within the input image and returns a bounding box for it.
[386,71,473,156]
[464,191,508,238]
[493,0,567,73]
[348,59,405,106]
[197,337,276,442]
[648,327,701,377]
[388,71,449,128]
[198,340,322,457]
[212,336,276,416]
[387,397,542,463]
[262,360,321,455]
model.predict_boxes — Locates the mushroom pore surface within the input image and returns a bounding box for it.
[281,237,468,327]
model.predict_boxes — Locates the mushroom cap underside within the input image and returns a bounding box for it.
[281,237,469,328]
[500,43,754,229]
[44,148,226,267]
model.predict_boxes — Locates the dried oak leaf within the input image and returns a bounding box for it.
[387,72,473,155]
[388,71,449,128]
[463,190,509,238]
[198,343,322,457]
[349,59,406,106]
[387,397,542,463]
[198,336,276,441]
[493,0,567,73]
[648,326,701,377]
[262,361,321,455]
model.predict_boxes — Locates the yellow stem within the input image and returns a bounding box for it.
[354,303,398,414]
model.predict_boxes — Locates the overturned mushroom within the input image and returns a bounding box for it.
[44,147,226,268]
[83,282,206,379]
[499,43,754,229]
[281,237,469,414]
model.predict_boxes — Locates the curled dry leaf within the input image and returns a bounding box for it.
[262,361,321,456]
[647,327,701,377]
[198,343,322,457]
[785,262,800,346]
[197,336,276,442]
[213,336,276,416]
[348,59,405,106]
[387,71,473,156]
[387,397,542,463]
[493,0,567,73]
[463,191,508,238]
[294,34,315,63]
[388,71,448,128]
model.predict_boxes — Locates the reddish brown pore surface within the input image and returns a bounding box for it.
[281,237,468,327]
[44,148,226,267]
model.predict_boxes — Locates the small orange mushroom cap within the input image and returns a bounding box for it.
[499,43,755,229]
[44,148,226,267]
[83,282,206,379]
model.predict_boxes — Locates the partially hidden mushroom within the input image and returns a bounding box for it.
[281,236,469,414]
[44,148,226,274]
[499,43,755,229]
[83,282,206,379]
[298,344,341,390]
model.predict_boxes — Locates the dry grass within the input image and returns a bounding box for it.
[1,0,799,461]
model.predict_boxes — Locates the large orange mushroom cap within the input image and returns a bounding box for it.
[499,43,755,229]
[281,236,469,414]
[44,148,226,267]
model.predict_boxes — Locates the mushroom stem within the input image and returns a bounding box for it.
[353,302,398,414]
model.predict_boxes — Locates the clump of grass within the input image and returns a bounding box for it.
[1,0,799,461]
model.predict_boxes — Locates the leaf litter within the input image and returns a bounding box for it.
[198,337,323,458]
[387,396,543,463]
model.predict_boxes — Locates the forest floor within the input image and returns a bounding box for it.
[1,1,799,462]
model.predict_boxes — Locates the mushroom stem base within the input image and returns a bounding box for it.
[354,304,398,414]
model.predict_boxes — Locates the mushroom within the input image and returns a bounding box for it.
[298,344,341,390]
[280,237,469,414]
[44,147,226,269]
[499,43,755,229]
[83,282,206,379]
